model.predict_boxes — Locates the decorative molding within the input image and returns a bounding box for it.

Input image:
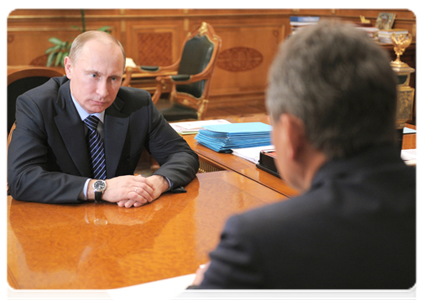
[411,24,417,39]
[29,54,48,66]
[8,34,14,44]
[136,32,172,66]
[7,27,104,32]
[184,19,189,31]
[8,10,416,23]
[217,47,263,72]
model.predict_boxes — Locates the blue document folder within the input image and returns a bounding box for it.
[201,122,271,134]
[195,122,272,152]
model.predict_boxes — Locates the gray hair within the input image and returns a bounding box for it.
[69,31,126,69]
[266,20,398,159]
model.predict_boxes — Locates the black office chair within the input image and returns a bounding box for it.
[123,22,222,121]
[7,67,64,194]
[5,67,64,195]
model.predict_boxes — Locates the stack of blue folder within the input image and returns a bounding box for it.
[194,122,272,153]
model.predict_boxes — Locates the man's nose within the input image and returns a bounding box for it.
[96,79,109,98]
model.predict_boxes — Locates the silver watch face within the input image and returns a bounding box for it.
[93,180,106,192]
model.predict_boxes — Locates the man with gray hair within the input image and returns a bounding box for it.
[191,21,415,289]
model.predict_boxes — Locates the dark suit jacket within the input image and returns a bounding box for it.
[8,76,199,204]
[199,144,415,289]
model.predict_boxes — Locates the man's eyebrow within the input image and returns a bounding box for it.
[85,70,121,78]
[85,69,100,75]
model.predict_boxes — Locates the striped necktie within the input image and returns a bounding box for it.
[84,115,107,179]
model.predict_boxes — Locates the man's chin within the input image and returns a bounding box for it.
[87,103,111,114]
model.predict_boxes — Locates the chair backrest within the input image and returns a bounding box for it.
[174,22,221,104]
[176,34,215,98]
[7,67,64,133]
[5,67,64,194]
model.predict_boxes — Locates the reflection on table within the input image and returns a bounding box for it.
[8,171,286,289]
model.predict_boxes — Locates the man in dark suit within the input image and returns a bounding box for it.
[191,21,415,288]
[8,31,199,207]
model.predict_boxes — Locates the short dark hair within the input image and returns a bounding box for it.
[266,21,398,159]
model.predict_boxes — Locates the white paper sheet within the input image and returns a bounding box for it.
[403,127,416,134]
[170,119,230,134]
[232,145,275,164]
[107,273,196,300]
[401,148,420,161]
[125,58,137,68]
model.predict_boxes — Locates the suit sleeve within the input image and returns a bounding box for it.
[144,100,199,190]
[7,93,88,204]
[199,215,265,288]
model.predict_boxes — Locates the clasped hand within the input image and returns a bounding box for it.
[91,175,169,208]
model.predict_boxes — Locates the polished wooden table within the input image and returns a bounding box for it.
[7,170,287,289]
[8,118,415,290]
[183,134,298,198]
[402,124,416,150]
[185,114,299,198]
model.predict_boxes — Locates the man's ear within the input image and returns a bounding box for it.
[64,56,72,79]
[280,114,306,161]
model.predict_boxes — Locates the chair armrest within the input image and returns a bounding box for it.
[170,74,191,81]
[137,60,180,73]
[150,73,210,104]
[140,66,160,72]
[122,62,180,87]
[167,72,210,85]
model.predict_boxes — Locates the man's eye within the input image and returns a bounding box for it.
[91,74,97,78]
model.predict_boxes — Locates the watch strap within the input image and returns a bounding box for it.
[94,191,103,202]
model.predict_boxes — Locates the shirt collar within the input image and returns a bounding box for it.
[71,94,105,123]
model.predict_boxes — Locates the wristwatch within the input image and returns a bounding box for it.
[93,180,107,202]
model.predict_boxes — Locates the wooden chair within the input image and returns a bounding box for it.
[5,67,64,193]
[122,22,222,121]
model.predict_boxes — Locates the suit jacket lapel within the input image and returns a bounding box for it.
[104,97,129,178]
[54,81,92,177]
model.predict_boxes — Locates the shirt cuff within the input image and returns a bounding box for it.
[79,178,91,200]
[165,176,173,191]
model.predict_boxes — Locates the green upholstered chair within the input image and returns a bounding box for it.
[123,22,222,121]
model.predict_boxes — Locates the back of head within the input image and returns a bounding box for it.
[266,21,398,159]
